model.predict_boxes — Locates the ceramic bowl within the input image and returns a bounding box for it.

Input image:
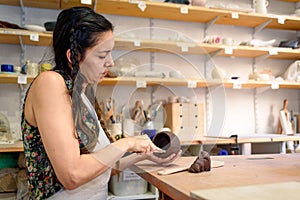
[152,131,181,158]
[44,21,56,31]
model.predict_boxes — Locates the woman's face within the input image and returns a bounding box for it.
[79,31,115,84]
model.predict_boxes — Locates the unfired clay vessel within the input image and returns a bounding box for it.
[152,131,181,158]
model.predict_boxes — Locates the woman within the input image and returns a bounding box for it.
[21,7,180,199]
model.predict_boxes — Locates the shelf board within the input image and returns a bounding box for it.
[0,0,60,9]
[0,73,34,84]
[115,38,300,60]
[281,0,300,2]
[1,28,300,60]
[0,0,95,9]
[98,0,300,31]
[60,0,94,9]
[1,74,299,89]
[0,28,52,46]
[99,77,208,87]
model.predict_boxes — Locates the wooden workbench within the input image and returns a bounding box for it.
[190,134,300,155]
[133,154,300,200]
[1,134,299,154]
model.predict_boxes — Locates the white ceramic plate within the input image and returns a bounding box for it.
[23,24,46,32]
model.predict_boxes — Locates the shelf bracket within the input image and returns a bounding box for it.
[254,54,269,67]
[296,30,300,38]
[93,0,98,11]
[253,20,272,36]
[204,16,219,36]
[208,49,222,59]
[19,0,26,26]
[18,35,26,67]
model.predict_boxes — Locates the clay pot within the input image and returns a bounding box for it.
[152,131,181,158]
[190,0,206,7]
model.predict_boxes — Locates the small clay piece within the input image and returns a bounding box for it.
[152,131,181,158]
[188,151,211,173]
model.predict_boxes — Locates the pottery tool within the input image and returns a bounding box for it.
[157,160,224,175]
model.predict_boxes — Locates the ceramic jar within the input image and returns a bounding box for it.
[152,131,181,158]
[190,0,206,7]
[253,0,269,14]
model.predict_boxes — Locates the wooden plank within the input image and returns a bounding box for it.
[134,154,300,200]
[0,28,53,46]
[271,133,300,142]
[0,0,19,6]
[24,0,60,9]
[0,0,60,9]
[0,74,34,84]
[61,0,94,9]
[191,182,300,200]
[97,0,300,31]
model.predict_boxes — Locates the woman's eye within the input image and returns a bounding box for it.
[99,55,106,59]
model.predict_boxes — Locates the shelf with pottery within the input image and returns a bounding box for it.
[0,28,52,46]
[115,38,300,60]
[1,74,300,89]
[98,0,300,31]
[2,28,300,60]
[0,0,94,9]
[0,73,34,84]
[100,77,300,89]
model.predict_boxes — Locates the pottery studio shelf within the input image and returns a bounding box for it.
[0,0,94,9]
[2,28,300,60]
[115,38,300,60]
[1,74,300,89]
[0,28,52,46]
[98,0,300,31]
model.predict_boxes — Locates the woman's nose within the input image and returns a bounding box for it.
[105,54,114,67]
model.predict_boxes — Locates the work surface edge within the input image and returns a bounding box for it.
[133,154,300,200]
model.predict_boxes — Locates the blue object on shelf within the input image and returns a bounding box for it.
[141,129,157,140]
[1,64,14,72]
[219,149,228,156]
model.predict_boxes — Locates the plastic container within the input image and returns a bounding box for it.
[109,169,147,196]
[1,64,14,72]
[0,153,18,169]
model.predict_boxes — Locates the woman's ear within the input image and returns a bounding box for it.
[66,49,72,64]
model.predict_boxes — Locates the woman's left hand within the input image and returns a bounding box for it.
[144,149,182,166]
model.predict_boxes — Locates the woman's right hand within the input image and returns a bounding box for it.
[125,135,163,154]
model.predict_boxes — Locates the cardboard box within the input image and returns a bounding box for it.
[164,103,204,142]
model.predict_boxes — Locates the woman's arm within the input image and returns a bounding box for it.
[111,149,182,176]
[25,71,161,190]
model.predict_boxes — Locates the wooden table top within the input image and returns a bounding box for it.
[133,154,300,200]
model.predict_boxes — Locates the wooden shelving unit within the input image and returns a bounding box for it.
[0,73,34,84]
[0,0,94,9]
[2,74,298,89]
[0,28,52,46]
[2,28,299,60]
[97,0,300,31]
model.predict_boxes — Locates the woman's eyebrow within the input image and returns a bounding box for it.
[98,50,111,53]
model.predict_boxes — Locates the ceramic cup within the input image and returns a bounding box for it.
[222,37,234,45]
[152,131,181,158]
[253,0,269,14]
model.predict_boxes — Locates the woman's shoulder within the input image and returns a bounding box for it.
[32,71,68,92]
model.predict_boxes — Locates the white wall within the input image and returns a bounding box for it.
[0,0,299,140]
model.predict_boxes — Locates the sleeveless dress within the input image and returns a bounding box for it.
[21,70,111,199]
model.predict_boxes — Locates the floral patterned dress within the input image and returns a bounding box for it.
[21,70,72,199]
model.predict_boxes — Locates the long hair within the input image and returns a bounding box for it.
[52,7,114,153]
